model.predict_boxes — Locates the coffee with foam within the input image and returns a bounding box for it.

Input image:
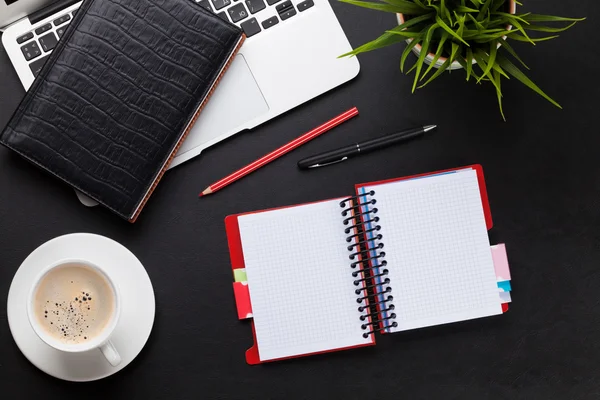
[33,263,116,344]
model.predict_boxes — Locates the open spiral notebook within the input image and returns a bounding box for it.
[226,165,512,364]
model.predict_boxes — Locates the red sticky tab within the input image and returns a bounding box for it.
[233,282,253,320]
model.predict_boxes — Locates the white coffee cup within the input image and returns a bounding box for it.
[27,259,122,367]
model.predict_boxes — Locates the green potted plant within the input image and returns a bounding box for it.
[340,0,584,119]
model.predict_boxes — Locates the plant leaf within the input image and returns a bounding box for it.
[420,31,449,81]
[406,62,418,74]
[496,53,562,108]
[456,14,466,37]
[412,23,439,92]
[493,69,505,121]
[491,61,509,79]
[477,41,497,83]
[466,47,474,80]
[440,0,446,20]
[455,6,478,12]
[521,14,585,23]
[467,13,485,30]
[457,55,482,81]
[340,11,434,58]
[473,49,501,93]
[339,32,405,57]
[509,33,559,42]
[400,36,423,72]
[491,0,507,12]
[497,37,528,69]
[471,33,510,42]
[436,14,470,46]
[418,58,452,88]
[493,11,530,25]
[477,0,492,21]
[389,11,436,32]
[386,30,426,37]
[523,22,579,33]
[419,42,459,88]
[504,16,535,44]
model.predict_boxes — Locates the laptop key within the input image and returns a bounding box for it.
[216,11,230,22]
[56,24,69,38]
[227,3,249,22]
[240,18,261,38]
[34,23,52,35]
[53,14,71,26]
[211,0,231,10]
[29,55,50,77]
[21,41,42,61]
[39,32,59,52]
[195,0,212,11]
[275,0,291,11]
[266,0,281,5]
[279,8,296,20]
[276,1,296,20]
[245,0,265,14]
[261,16,279,29]
[17,32,34,44]
[297,0,314,11]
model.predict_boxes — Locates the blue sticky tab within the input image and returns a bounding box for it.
[497,280,512,292]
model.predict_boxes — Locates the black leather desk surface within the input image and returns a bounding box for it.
[0,1,598,398]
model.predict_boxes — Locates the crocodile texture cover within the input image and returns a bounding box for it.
[0,0,244,222]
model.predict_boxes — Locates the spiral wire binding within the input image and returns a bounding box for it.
[340,191,397,338]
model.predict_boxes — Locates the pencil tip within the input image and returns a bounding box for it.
[199,187,213,197]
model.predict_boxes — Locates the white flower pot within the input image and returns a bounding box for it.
[397,0,517,70]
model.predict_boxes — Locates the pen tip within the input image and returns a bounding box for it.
[423,125,437,132]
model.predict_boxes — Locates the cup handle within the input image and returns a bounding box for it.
[99,340,121,367]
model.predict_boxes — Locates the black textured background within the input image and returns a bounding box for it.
[0,0,598,398]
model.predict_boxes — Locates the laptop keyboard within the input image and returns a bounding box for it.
[16,0,314,79]
[198,0,314,37]
[16,10,75,77]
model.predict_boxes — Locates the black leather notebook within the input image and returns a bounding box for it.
[0,0,244,222]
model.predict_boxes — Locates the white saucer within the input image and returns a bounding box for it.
[7,233,155,382]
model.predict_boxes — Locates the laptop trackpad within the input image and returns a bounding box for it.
[177,55,269,154]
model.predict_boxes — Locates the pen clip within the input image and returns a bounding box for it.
[308,157,348,169]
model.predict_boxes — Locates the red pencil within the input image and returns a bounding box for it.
[199,107,359,197]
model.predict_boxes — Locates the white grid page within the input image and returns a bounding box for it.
[362,169,502,333]
[238,199,372,361]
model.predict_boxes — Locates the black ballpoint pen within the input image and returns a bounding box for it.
[297,125,437,169]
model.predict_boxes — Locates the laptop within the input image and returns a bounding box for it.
[1,0,359,203]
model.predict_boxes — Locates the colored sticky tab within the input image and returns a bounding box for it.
[233,281,253,320]
[234,268,247,282]
[497,280,512,292]
[491,243,511,281]
[499,291,512,303]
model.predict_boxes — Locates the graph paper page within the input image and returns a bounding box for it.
[238,199,373,362]
[359,169,502,333]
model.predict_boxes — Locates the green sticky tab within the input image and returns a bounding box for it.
[233,268,247,282]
